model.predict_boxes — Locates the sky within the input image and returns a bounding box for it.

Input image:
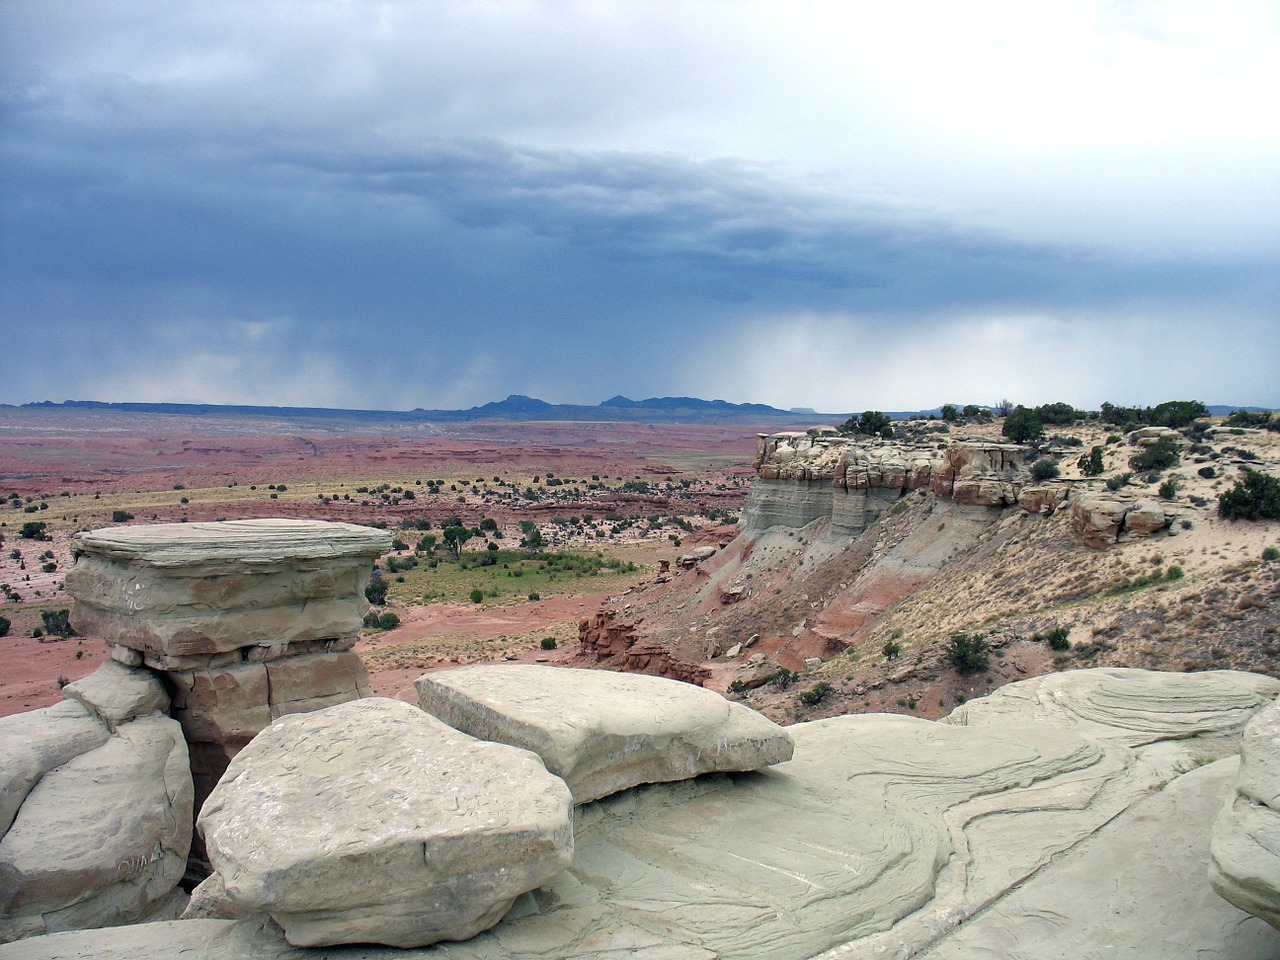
[2,0,1277,414]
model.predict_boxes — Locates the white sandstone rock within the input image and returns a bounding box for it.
[194,698,573,948]
[9,669,1280,960]
[61,660,169,730]
[0,701,108,836]
[66,519,392,662]
[0,714,192,943]
[415,664,794,803]
[1210,695,1280,929]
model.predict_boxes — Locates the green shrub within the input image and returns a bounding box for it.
[1033,402,1081,425]
[1158,478,1179,500]
[19,521,49,540]
[1198,466,1216,479]
[1128,437,1180,472]
[1263,547,1279,562]
[1078,446,1105,477]
[883,639,901,660]
[111,510,133,523]
[364,572,388,605]
[469,588,484,604]
[528,592,541,601]
[1033,626,1070,651]
[1046,628,1071,651]
[40,609,74,638]
[540,637,557,650]
[1218,471,1280,521]
[798,682,833,706]
[1166,566,1183,581]
[946,632,990,674]
[0,616,9,638]
[1105,473,1132,492]
[1002,406,1044,443]
[1029,458,1060,482]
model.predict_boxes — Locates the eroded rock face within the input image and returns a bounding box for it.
[1210,695,1280,929]
[745,435,1031,533]
[0,713,192,943]
[1069,493,1131,548]
[1068,492,1173,548]
[60,659,169,731]
[416,665,794,803]
[191,698,573,948]
[66,519,392,665]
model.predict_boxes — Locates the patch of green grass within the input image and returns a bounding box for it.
[386,548,648,606]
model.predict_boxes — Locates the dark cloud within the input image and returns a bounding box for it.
[1,1,1277,409]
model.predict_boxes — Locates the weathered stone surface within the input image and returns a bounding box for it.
[0,715,192,943]
[416,665,794,803]
[739,477,835,530]
[193,698,573,948]
[265,650,370,718]
[1210,695,1280,929]
[66,519,391,658]
[1125,498,1169,537]
[945,667,1280,748]
[0,701,108,836]
[1070,493,1130,548]
[1017,484,1067,515]
[744,436,1030,532]
[14,669,1280,960]
[60,660,169,730]
[169,661,271,753]
[170,650,371,831]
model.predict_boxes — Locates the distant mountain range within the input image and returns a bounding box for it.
[6,398,1265,425]
[7,396,845,425]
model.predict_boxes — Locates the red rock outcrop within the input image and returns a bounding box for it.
[578,612,711,686]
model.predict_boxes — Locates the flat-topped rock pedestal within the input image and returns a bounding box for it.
[67,519,392,666]
[64,519,391,865]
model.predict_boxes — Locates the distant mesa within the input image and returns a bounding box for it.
[9,396,840,425]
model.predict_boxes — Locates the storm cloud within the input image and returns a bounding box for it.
[2,1,1277,411]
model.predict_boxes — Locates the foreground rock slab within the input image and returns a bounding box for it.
[190,698,573,948]
[66,518,392,664]
[0,714,192,943]
[8,669,1279,960]
[416,664,794,803]
[1210,694,1280,929]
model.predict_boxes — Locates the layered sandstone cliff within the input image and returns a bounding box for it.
[745,433,1032,536]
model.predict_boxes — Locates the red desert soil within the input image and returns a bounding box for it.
[356,593,609,706]
[1,407,804,717]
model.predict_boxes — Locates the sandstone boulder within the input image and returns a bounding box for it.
[66,519,391,664]
[1125,498,1169,537]
[1070,493,1129,548]
[1210,695,1280,929]
[192,698,573,948]
[0,714,192,942]
[415,665,794,803]
[61,660,169,731]
[0,701,108,836]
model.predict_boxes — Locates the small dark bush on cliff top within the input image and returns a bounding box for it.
[1030,458,1060,482]
[1128,436,1180,472]
[1218,471,1280,521]
[1002,406,1043,443]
